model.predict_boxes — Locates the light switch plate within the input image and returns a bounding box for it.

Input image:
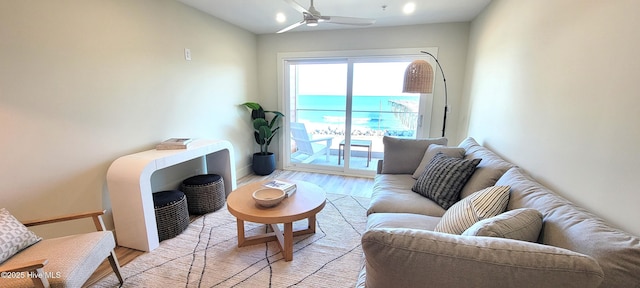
[184,48,191,61]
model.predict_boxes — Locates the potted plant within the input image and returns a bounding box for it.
[241,102,285,175]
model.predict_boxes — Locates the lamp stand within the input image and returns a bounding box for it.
[420,51,448,137]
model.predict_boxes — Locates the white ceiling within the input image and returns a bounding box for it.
[177,0,492,34]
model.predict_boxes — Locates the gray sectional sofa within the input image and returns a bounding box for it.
[357,136,640,288]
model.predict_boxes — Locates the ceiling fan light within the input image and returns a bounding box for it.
[306,19,318,26]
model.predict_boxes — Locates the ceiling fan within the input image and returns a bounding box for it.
[277,0,376,33]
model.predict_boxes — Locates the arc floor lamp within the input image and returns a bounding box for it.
[403,51,448,137]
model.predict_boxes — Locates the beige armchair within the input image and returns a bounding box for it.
[0,210,123,288]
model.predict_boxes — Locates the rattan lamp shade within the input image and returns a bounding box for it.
[403,60,434,94]
[403,51,448,137]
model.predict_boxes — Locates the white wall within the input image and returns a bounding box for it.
[0,0,257,237]
[462,0,640,236]
[257,23,471,160]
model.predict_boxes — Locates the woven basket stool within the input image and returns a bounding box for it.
[180,174,226,214]
[153,190,190,241]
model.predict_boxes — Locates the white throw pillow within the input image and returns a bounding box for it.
[0,208,42,263]
[434,186,510,234]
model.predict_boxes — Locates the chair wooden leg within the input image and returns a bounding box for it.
[30,267,50,288]
[108,250,124,285]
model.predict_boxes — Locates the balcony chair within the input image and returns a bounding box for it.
[0,209,123,288]
[290,122,333,164]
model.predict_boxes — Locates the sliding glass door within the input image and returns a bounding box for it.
[283,53,432,175]
[287,62,348,171]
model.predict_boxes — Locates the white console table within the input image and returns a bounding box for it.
[106,139,236,251]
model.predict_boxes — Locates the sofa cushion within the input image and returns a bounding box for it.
[412,153,481,209]
[496,167,640,287]
[381,136,447,174]
[434,186,510,234]
[412,144,465,179]
[462,208,542,242]
[458,137,514,199]
[367,212,441,231]
[368,174,446,217]
[362,228,603,288]
[0,208,42,263]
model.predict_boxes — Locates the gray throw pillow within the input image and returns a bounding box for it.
[412,144,466,179]
[462,208,543,242]
[412,152,482,209]
[381,136,447,174]
[0,208,42,263]
[434,186,511,234]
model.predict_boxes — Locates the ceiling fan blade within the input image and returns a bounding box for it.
[323,16,376,26]
[283,0,310,15]
[277,20,306,33]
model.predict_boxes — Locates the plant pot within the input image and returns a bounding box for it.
[252,152,276,175]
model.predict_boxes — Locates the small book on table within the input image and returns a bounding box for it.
[263,180,297,197]
[156,138,193,150]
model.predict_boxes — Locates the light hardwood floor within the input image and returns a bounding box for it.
[237,169,375,198]
[84,170,374,287]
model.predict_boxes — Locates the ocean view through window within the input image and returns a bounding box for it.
[296,94,418,137]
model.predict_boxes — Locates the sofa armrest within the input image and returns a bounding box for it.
[362,228,604,288]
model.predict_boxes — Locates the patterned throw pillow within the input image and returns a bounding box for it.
[412,152,482,209]
[0,208,42,263]
[412,145,466,179]
[462,208,543,242]
[434,186,511,234]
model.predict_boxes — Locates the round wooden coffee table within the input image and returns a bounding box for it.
[226,180,326,261]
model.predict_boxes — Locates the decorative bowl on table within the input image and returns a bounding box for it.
[252,188,286,207]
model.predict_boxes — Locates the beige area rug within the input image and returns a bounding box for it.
[95,193,370,288]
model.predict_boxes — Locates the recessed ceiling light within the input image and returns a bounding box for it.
[276,13,286,23]
[403,2,416,14]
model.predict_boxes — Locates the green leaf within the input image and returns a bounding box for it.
[268,114,282,129]
[265,110,285,118]
[252,118,268,130]
[253,131,264,144]
[258,125,272,139]
[241,102,262,110]
[251,109,265,120]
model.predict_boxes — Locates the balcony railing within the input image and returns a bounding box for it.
[290,99,418,168]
